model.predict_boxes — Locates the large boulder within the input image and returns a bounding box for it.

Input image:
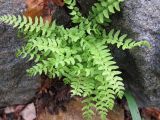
[0,0,40,107]
[111,0,160,107]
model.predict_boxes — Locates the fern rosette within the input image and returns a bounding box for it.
[0,0,150,119]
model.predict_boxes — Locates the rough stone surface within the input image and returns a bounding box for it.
[0,0,40,107]
[111,0,160,107]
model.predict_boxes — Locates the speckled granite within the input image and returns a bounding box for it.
[0,0,40,107]
[111,0,160,107]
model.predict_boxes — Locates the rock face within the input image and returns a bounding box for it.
[0,0,40,107]
[111,0,160,107]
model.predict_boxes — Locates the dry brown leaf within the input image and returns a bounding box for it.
[4,105,25,114]
[142,107,160,120]
[24,0,64,23]
[38,77,53,94]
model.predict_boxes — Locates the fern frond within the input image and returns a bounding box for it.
[83,38,124,119]
[105,29,150,49]
[0,15,57,38]
[89,0,124,24]
[64,0,86,23]
[82,97,95,120]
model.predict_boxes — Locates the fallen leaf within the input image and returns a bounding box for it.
[4,107,15,114]
[4,105,24,114]
[24,0,64,23]
[142,107,160,120]
[20,103,36,120]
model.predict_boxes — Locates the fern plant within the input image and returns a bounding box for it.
[0,0,150,119]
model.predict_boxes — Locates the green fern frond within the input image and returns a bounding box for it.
[64,0,86,23]
[83,39,124,119]
[105,29,150,49]
[89,0,124,24]
[0,15,57,38]
[82,97,95,120]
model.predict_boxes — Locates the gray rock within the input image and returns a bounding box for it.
[111,0,160,107]
[0,0,40,107]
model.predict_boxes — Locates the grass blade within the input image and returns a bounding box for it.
[124,90,142,120]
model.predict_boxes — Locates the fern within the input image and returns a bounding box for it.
[0,0,150,119]
[89,0,124,24]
